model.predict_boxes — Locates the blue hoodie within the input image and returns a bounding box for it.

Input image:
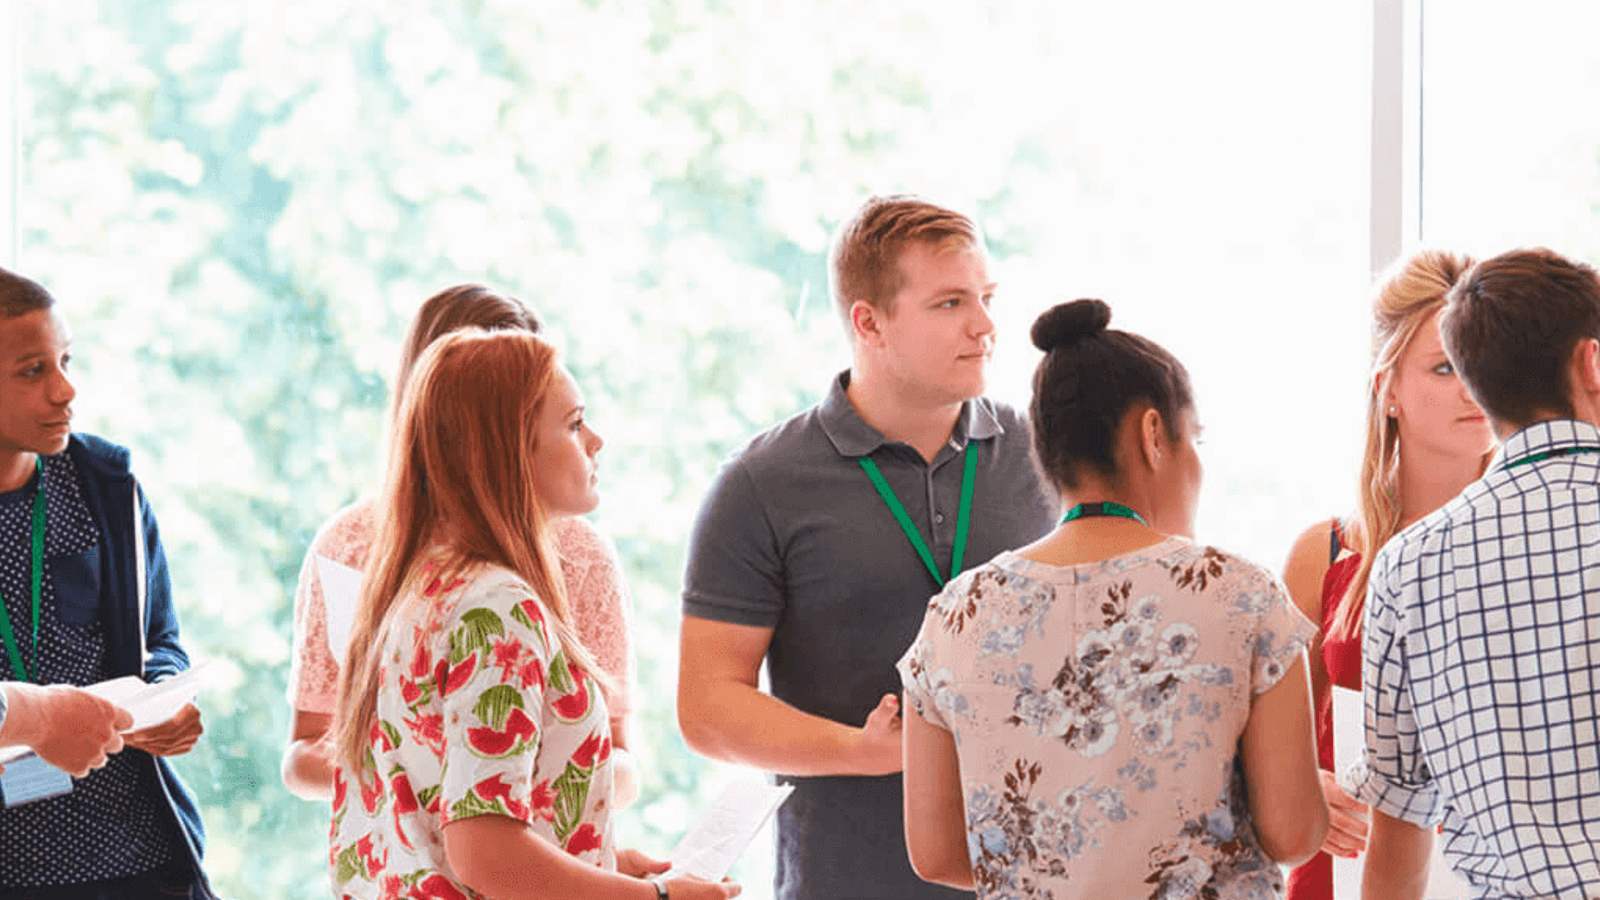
[63,433,209,884]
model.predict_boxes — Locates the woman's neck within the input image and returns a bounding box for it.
[845,370,963,464]
[1397,443,1484,529]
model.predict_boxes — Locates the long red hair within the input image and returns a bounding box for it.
[332,329,604,770]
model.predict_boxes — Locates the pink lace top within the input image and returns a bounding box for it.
[286,498,635,718]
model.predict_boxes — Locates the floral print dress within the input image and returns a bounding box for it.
[898,538,1315,900]
[330,564,614,900]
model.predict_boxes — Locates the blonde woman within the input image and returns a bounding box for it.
[1281,250,1494,900]
[329,330,737,900]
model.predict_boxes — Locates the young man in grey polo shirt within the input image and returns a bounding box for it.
[678,195,1056,900]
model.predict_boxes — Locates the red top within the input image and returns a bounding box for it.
[1285,520,1363,900]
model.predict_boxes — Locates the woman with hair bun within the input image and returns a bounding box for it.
[898,299,1327,899]
[1281,250,1491,900]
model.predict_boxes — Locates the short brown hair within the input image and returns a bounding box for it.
[828,195,980,321]
[1440,247,1600,427]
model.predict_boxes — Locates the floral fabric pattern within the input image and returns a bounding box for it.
[330,565,614,899]
[288,499,635,717]
[898,538,1315,900]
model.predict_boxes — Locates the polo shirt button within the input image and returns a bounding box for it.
[935,512,945,524]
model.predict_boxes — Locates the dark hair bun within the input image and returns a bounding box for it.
[1031,298,1111,352]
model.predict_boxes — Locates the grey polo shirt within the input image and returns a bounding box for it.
[683,371,1057,900]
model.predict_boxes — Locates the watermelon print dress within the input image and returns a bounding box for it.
[330,564,614,900]
[898,538,1316,900]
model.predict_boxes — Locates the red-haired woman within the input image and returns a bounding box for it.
[283,285,638,806]
[329,330,737,900]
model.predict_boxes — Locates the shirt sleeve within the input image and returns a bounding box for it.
[436,576,555,829]
[1348,542,1441,827]
[286,503,372,714]
[897,575,975,731]
[1249,571,1318,697]
[556,518,635,717]
[681,457,787,628]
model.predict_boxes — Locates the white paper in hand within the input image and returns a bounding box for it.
[664,778,794,882]
[315,554,362,662]
[0,659,219,765]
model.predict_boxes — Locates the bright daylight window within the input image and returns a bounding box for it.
[1418,0,1600,263]
[11,1,1369,896]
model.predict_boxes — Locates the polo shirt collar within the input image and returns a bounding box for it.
[1490,418,1600,471]
[818,370,1004,459]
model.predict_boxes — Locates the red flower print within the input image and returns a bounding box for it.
[380,874,404,899]
[410,874,469,900]
[565,823,603,856]
[355,834,383,874]
[332,768,348,813]
[423,574,465,599]
[404,713,446,757]
[528,779,556,821]
[359,770,386,816]
[571,731,605,769]
[491,638,522,678]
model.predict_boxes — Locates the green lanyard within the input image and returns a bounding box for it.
[1501,446,1600,471]
[1061,501,1147,526]
[0,457,45,683]
[858,442,978,587]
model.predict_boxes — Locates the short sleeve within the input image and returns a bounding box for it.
[555,517,635,716]
[286,501,376,714]
[1347,543,1441,826]
[681,458,787,628]
[1248,572,1318,697]
[897,575,976,731]
[436,577,554,829]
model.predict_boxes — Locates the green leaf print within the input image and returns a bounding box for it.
[451,790,505,821]
[334,844,367,886]
[380,720,402,751]
[417,784,441,812]
[551,760,594,843]
[473,683,526,730]
[451,607,507,664]
[547,648,574,695]
[510,601,547,647]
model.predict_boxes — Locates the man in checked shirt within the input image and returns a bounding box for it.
[1351,247,1600,900]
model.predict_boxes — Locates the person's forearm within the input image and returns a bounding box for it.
[1361,809,1432,900]
[282,737,336,800]
[679,680,882,777]
[445,816,655,900]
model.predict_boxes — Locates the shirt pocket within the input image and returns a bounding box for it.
[51,546,101,627]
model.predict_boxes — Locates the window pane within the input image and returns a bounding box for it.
[16,2,1369,897]
[1421,1,1600,260]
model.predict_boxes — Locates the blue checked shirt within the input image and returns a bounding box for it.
[1349,419,1600,899]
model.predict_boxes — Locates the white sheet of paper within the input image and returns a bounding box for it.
[1333,685,1471,900]
[664,779,794,882]
[0,659,220,765]
[315,553,362,662]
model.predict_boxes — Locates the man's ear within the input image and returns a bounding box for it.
[850,300,883,345]
[1572,337,1600,395]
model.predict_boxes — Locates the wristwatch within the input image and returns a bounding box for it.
[648,876,669,899]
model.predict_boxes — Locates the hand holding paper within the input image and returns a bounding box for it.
[664,778,794,883]
[123,702,203,757]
